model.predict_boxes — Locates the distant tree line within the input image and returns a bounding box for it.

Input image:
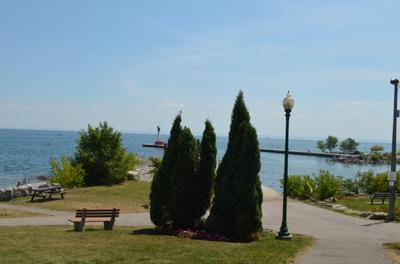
[316,136,360,154]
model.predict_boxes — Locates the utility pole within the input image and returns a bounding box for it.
[389,79,399,221]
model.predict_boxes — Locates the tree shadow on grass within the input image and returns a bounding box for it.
[65,228,107,233]
[131,228,172,236]
[27,198,63,204]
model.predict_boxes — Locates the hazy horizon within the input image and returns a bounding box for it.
[0,127,395,144]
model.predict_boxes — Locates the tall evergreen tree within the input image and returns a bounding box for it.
[191,120,217,223]
[150,113,182,228]
[169,127,199,229]
[207,91,263,240]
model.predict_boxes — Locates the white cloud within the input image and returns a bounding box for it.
[206,104,216,109]
[161,102,186,109]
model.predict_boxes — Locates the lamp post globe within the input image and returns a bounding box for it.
[276,91,294,240]
[282,92,295,111]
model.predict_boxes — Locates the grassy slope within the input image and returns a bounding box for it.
[337,196,383,212]
[0,226,314,264]
[307,196,399,220]
[4,181,151,213]
[0,209,43,218]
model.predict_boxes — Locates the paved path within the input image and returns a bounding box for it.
[0,187,399,264]
[261,187,400,264]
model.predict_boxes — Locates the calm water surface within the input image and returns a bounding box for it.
[0,129,392,190]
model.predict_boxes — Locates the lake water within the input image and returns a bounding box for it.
[0,129,393,190]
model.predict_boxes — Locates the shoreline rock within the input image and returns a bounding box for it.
[128,159,154,182]
[0,182,48,201]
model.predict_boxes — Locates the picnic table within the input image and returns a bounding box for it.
[30,184,65,201]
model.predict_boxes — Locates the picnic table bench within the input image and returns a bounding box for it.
[68,208,120,232]
[370,192,390,205]
[30,184,65,202]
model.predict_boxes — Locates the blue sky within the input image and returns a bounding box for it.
[1,1,399,141]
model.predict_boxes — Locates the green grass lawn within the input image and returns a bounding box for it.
[4,181,151,213]
[0,226,314,264]
[0,208,43,218]
[385,243,400,264]
[314,196,400,220]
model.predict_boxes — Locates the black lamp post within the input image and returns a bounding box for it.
[276,91,294,240]
[388,79,399,221]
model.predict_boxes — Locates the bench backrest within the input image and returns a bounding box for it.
[75,208,120,218]
[373,193,390,198]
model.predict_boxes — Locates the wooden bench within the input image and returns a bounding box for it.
[31,184,65,202]
[370,192,390,205]
[68,208,119,232]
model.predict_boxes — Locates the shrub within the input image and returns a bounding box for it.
[207,91,263,241]
[75,121,130,186]
[284,175,303,198]
[370,145,384,153]
[50,156,85,188]
[148,156,162,175]
[341,178,359,194]
[370,153,382,162]
[314,171,343,200]
[283,175,315,199]
[125,153,140,171]
[356,170,376,194]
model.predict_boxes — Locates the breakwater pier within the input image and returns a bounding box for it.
[142,144,356,159]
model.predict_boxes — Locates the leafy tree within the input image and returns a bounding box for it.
[316,140,326,153]
[191,120,217,225]
[150,114,182,228]
[207,91,263,241]
[75,122,131,186]
[339,138,359,154]
[325,136,338,152]
[370,145,384,153]
[169,127,199,229]
[50,156,85,188]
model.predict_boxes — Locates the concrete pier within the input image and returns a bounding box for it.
[142,144,356,158]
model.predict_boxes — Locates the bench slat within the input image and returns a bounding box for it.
[76,209,120,212]
[76,214,119,218]
[69,217,112,223]
[76,211,119,214]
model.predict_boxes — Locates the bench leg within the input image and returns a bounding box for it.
[74,222,85,232]
[104,222,114,230]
